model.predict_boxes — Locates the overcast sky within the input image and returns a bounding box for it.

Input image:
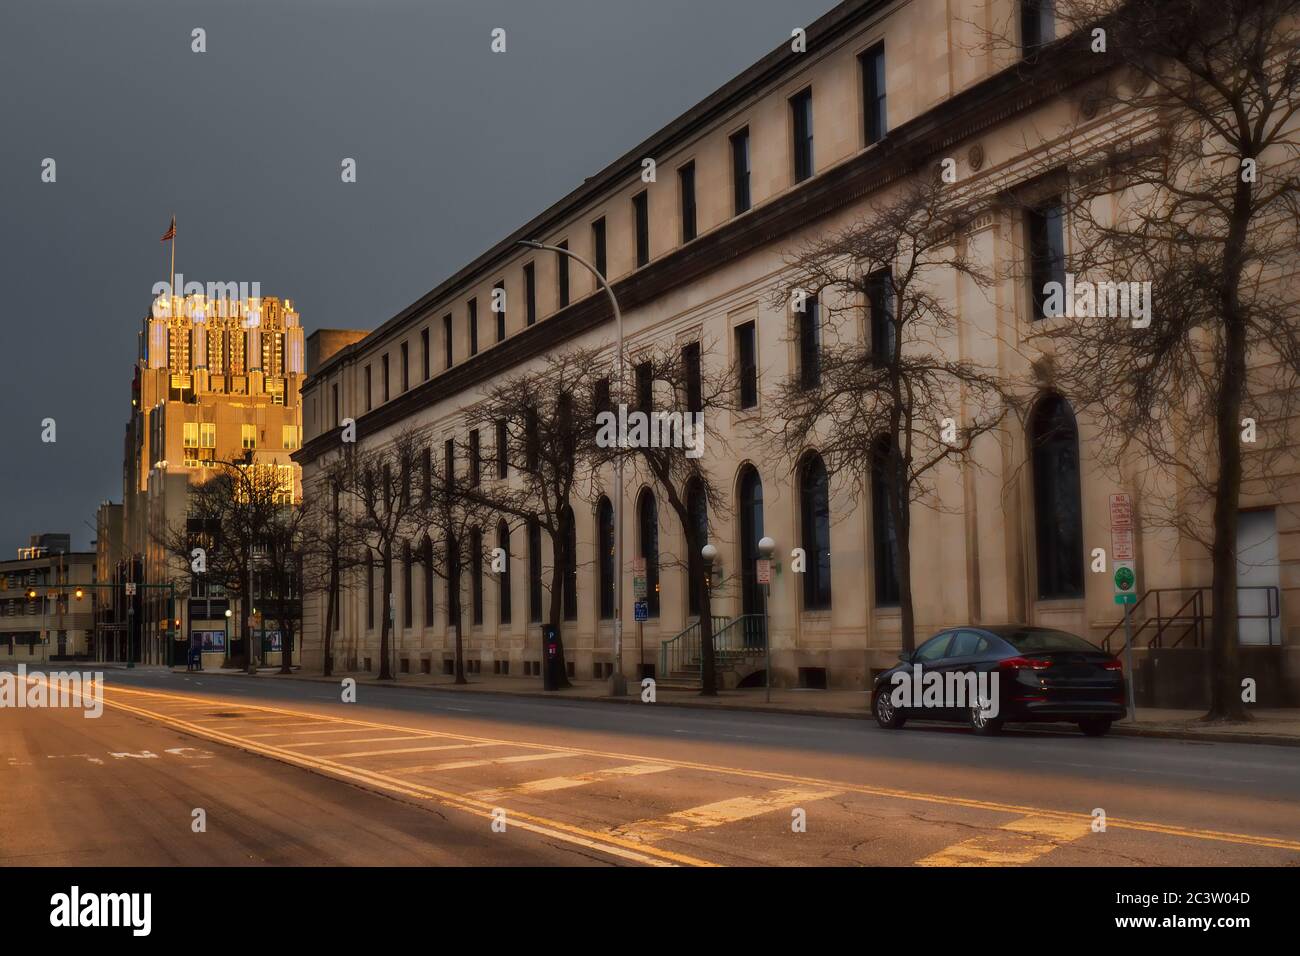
[0,0,836,554]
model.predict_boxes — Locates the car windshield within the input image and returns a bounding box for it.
[997,628,1100,653]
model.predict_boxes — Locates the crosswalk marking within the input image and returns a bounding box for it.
[393,752,572,774]
[333,742,501,759]
[612,786,841,844]
[280,735,428,750]
[914,813,1093,866]
[245,726,372,738]
[469,763,673,802]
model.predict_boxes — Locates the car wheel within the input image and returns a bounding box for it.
[873,687,906,729]
[968,702,1004,736]
[1078,718,1112,737]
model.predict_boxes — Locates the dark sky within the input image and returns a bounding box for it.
[1,0,835,554]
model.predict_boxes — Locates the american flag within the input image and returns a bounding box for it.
[160,216,176,242]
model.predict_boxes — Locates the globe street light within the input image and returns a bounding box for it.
[757,536,776,702]
[516,239,626,696]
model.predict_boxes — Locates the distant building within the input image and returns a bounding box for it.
[0,535,96,661]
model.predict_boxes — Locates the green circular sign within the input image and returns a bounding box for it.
[1114,565,1135,591]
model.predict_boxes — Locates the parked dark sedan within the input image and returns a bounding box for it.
[872,625,1127,736]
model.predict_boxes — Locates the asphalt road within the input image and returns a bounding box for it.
[3,665,1298,866]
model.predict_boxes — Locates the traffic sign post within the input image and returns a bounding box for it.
[1109,494,1138,720]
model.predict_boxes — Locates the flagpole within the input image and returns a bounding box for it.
[169,213,176,297]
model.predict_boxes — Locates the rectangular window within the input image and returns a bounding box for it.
[867,269,896,363]
[200,423,216,448]
[183,422,199,447]
[1027,198,1066,320]
[528,519,543,623]
[468,298,478,355]
[423,539,434,626]
[332,384,339,427]
[633,191,649,267]
[635,361,653,412]
[364,365,372,411]
[366,550,374,629]
[682,341,702,413]
[495,419,508,479]
[443,314,453,369]
[860,43,887,145]
[556,241,569,308]
[791,88,814,183]
[524,262,536,326]
[591,218,607,278]
[798,296,821,389]
[282,424,299,450]
[731,127,751,215]
[872,458,901,606]
[421,446,432,503]
[444,438,455,490]
[1021,0,1054,55]
[735,321,757,409]
[241,423,256,450]
[468,429,481,487]
[420,328,430,381]
[498,526,512,625]
[493,281,506,342]
[471,528,483,626]
[679,162,696,243]
[381,353,390,402]
[400,342,409,392]
[402,544,413,627]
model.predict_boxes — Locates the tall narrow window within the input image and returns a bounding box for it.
[591,218,607,278]
[597,497,614,619]
[867,269,896,363]
[470,527,483,625]
[468,298,478,355]
[1021,0,1055,55]
[633,191,649,267]
[682,341,702,413]
[366,549,375,629]
[402,542,413,627]
[556,241,570,308]
[497,521,512,625]
[332,384,339,426]
[871,436,901,606]
[799,454,832,610]
[364,365,372,411]
[686,479,708,616]
[468,429,481,487]
[638,491,660,618]
[798,295,821,389]
[443,313,453,368]
[444,438,455,490]
[860,43,887,145]
[421,446,432,503]
[421,328,430,381]
[524,262,537,326]
[422,536,434,627]
[493,281,506,342]
[528,518,542,623]
[400,342,409,392]
[679,162,697,243]
[495,419,508,479]
[561,507,577,621]
[1030,394,1084,599]
[731,127,751,215]
[737,467,765,644]
[1027,198,1066,320]
[635,361,653,412]
[735,321,757,409]
[791,88,814,183]
[381,354,390,402]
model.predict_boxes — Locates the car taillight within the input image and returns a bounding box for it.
[1101,659,1123,672]
[1000,656,1053,671]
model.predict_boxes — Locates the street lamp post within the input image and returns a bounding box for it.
[757,536,776,703]
[516,239,627,696]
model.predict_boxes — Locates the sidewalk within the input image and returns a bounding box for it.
[165,665,1300,747]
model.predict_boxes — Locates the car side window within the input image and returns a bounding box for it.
[914,633,952,662]
[948,630,990,657]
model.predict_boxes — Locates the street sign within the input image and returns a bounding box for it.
[1109,493,1133,530]
[756,559,771,585]
[125,582,137,596]
[1110,528,1134,561]
[633,601,648,622]
[632,558,647,600]
[1113,560,1137,604]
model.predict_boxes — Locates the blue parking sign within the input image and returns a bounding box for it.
[633,601,649,622]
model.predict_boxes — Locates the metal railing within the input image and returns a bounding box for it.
[659,613,766,679]
[1103,585,1281,652]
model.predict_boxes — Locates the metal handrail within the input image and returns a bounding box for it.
[660,616,728,677]
[1103,585,1281,652]
[659,613,765,678]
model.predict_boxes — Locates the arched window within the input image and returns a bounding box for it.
[1030,394,1084,598]
[597,497,615,619]
[799,453,832,609]
[737,466,764,645]
[870,435,900,606]
[496,521,511,625]
[561,506,578,621]
[638,490,660,618]
[686,478,708,616]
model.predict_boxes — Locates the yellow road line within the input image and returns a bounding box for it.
[95,692,714,868]
[99,683,1300,854]
[614,787,842,844]
[916,813,1094,866]
[470,763,673,802]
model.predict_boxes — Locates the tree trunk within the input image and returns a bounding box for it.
[686,518,717,696]
[279,616,294,674]
[378,547,394,680]
[322,562,337,677]
[546,529,572,689]
[889,449,916,654]
[451,547,467,685]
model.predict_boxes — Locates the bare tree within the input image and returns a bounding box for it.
[1001,0,1300,719]
[770,175,1006,653]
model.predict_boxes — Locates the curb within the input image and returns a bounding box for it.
[179,668,1300,747]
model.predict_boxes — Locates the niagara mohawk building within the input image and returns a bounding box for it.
[294,0,1296,700]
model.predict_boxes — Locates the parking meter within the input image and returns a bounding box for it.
[542,624,561,690]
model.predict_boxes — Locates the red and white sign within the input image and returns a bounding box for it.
[756,559,771,585]
[1109,494,1133,530]
[1110,529,1134,561]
